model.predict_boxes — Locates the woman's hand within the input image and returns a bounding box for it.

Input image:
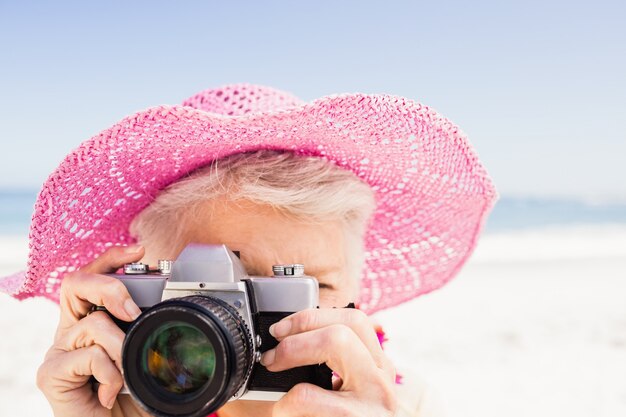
[262,308,398,417]
[36,245,151,417]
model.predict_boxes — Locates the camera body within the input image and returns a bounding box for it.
[105,243,331,417]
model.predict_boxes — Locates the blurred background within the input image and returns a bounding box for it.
[1,1,624,416]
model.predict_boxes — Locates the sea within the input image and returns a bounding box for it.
[2,189,625,236]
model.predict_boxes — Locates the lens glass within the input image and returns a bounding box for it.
[141,321,216,395]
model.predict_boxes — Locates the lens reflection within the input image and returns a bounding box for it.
[141,321,216,395]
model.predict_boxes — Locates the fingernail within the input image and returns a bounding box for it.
[261,349,275,367]
[124,244,143,254]
[269,319,291,338]
[106,395,116,410]
[124,299,141,320]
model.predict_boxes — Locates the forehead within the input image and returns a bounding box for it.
[183,198,347,278]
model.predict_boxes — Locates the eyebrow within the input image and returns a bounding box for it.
[306,266,340,278]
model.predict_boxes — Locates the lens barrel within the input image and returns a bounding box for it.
[122,295,253,417]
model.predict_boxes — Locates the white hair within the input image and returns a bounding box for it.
[129,150,376,279]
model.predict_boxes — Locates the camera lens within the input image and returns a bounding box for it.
[141,321,216,395]
[122,296,253,417]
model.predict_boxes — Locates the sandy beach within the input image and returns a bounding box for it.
[1,225,625,417]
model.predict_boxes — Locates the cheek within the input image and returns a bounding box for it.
[319,292,350,308]
[318,281,359,308]
[320,271,360,308]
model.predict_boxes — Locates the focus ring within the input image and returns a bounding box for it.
[179,295,253,399]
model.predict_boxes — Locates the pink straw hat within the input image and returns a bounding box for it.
[0,83,497,314]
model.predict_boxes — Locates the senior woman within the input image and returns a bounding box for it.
[0,84,497,417]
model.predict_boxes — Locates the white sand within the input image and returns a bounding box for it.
[1,226,625,417]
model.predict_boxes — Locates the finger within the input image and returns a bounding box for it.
[59,246,144,328]
[39,345,123,410]
[262,324,380,387]
[273,383,358,417]
[53,310,125,371]
[59,272,142,329]
[80,244,145,274]
[270,308,384,361]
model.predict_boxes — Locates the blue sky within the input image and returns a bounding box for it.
[1,1,625,201]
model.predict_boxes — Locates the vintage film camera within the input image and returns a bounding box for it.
[100,243,332,417]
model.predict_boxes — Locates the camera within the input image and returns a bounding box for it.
[99,243,332,417]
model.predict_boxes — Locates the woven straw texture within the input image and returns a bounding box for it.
[0,83,497,314]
